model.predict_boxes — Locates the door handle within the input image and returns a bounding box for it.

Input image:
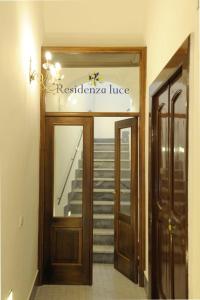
[168,218,176,233]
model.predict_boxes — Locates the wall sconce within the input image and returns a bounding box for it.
[29,51,64,93]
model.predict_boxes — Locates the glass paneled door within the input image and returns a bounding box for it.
[43,117,93,284]
[114,118,138,283]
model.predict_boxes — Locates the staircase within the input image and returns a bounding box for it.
[64,137,130,264]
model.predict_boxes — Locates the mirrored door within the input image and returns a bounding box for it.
[43,116,93,284]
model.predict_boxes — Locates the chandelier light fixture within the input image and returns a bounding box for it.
[29,51,64,93]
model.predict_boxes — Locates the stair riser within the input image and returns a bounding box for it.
[93,235,114,245]
[94,138,115,143]
[76,169,130,179]
[72,180,130,189]
[93,152,129,159]
[67,205,114,214]
[94,144,129,151]
[79,160,130,169]
[68,192,130,201]
[93,253,114,264]
[93,219,114,229]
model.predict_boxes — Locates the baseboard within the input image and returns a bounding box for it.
[28,271,39,300]
[144,271,150,299]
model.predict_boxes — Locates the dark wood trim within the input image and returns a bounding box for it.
[89,117,94,285]
[38,46,146,286]
[138,47,146,286]
[29,272,39,300]
[148,37,190,299]
[45,112,140,118]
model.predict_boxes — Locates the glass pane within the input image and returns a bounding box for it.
[120,127,131,215]
[44,52,140,113]
[172,82,187,216]
[158,88,169,209]
[53,125,83,217]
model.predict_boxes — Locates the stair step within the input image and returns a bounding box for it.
[76,169,131,179]
[94,143,129,151]
[79,160,130,169]
[93,245,114,253]
[94,214,114,219]
[94,139,129,144]
[93,229,114,235]
[70,188,130,193]
[72,179,130,189]
[93,253,114,264]
[94,138,115,143]
[69,190,130,201]
[69,200,130,204]
[93,151,129,159]
[70,213,114,219]
[68,201,114,214]
[70,200,118,205]
[93,228,114,244]
[68,200,132,214]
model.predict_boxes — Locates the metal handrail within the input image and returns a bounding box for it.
[57,130,83,205]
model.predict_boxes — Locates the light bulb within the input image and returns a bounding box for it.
[50,65,56,77]
[45,51,52,61]
[55,62,61,70]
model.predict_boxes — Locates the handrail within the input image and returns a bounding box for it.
[57,130,83,205]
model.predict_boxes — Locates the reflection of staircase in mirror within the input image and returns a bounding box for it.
[64,137,130,264]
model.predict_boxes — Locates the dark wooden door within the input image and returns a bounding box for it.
[43,116,93,285]
[152,69,188,299]
[114,118,138,283]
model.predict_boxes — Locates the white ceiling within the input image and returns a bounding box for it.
[42,0,147,46]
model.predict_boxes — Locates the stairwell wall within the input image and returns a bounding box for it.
[0,2,43,300]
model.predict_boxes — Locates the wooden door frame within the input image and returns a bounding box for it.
[38,47,146,286]
[148,38,190,298]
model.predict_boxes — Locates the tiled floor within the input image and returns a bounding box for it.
[35,264,147,300]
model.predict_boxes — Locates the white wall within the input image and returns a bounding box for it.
[0,2,43,300]
[94,117,127,139]
[42,0,147,46]
[145,0,199,298]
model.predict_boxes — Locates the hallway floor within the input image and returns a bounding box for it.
[35,264,146,300]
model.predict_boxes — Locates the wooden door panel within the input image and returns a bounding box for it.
[152,68,188,299]
[51,227,82,264]
[43,117,93,285]
[153,85,171,299]
[156,219,171,299]
[170,75,188,299]
[118,221,132,258]
[114,118,138,283]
